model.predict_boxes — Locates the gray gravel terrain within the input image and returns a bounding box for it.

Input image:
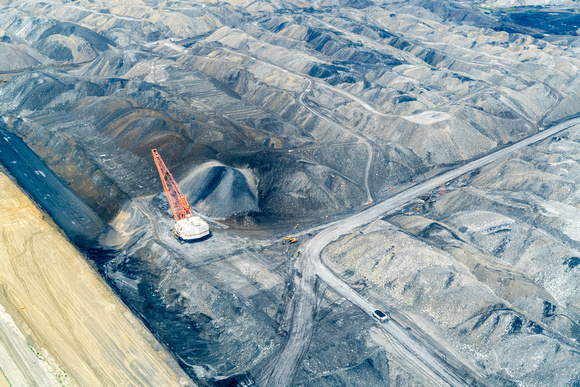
[1,0,580,386]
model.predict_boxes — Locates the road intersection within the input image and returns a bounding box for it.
[264,117,580,386]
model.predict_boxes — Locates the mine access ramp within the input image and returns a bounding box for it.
[152,149,210,241]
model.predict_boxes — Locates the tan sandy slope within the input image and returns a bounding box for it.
[0,170,192,386]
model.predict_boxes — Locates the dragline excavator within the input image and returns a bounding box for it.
[152,149,210,241]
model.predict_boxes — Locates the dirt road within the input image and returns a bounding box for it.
[265,118,580,386]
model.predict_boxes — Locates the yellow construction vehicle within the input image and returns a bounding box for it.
[282,237,297,245]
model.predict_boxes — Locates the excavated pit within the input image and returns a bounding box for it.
[1,0,580,385]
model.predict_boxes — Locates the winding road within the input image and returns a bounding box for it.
[3,2,578,385]
[298,79,374,204]
[219,45,379,203]
[262,117,580,386]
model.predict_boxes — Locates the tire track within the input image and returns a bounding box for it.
[264,117,580,387]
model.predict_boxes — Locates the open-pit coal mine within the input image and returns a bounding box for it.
[1,0,580,386]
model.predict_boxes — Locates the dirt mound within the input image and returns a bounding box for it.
[180,162,259,218]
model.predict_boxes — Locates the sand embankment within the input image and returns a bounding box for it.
[0,170,192,386]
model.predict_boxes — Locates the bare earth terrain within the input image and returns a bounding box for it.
[1,0,580,385]
[0,170,192,386]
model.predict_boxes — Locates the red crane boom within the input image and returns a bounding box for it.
[152,149,192,221]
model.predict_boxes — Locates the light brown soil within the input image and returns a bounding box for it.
[0,171,192,386]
